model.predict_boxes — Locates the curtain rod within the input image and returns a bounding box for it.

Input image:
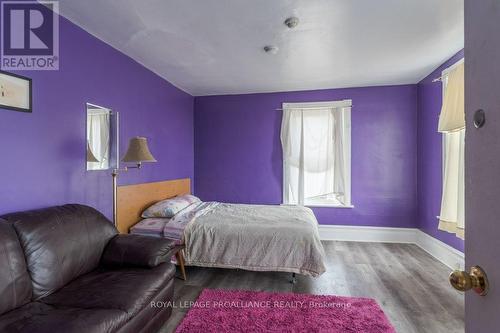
[275,106,353,111]
[432,58,464,83]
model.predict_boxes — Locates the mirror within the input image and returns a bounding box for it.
[86,103,118,171]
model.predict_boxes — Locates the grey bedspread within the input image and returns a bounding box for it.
[183,203,326,277]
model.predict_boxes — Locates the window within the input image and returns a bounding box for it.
[439,59,465,239]
[280,100,352,207]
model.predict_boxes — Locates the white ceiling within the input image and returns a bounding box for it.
[57,0,464,96]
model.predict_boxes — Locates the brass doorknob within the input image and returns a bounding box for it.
[449,265,489,296]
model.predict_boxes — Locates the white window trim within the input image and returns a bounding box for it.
[441,58,464,77]
[438,59,465,234]
[282,99,352,110]
[281,99,353,209]
[303,203,355,208]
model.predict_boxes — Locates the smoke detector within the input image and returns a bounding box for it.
[284,17,299,29]
[263,45,279,55]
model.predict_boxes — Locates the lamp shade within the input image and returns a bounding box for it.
[122,137,157,163]
[87,141,100,162]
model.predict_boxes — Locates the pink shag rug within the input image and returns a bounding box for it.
[176,289,395,332]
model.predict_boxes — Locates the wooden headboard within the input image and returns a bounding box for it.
[116,178,191,234]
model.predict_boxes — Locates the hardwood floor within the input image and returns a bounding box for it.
[160,241,464,333]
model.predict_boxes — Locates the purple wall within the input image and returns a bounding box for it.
[0,1,464,252]
[0,12,194,219]
[417,50,464,252]
[194,85,418,228]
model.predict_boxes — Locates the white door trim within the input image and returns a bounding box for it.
[318,225,464,270]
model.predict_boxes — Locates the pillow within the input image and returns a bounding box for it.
[142,194,201,218]
[130,218,170,236]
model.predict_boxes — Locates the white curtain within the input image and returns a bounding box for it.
[439,129,465,239]
[87,112,110,170]
[333,108,347,204]
[438,60,465,239]
[281,104,350,206]
[438,61,465,133]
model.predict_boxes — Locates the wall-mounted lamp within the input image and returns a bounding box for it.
[112,136,157,226]
[121,136,157,167]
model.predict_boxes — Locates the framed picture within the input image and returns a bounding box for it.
[0,70,32,113]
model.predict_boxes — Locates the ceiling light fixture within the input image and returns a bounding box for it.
[263,45,279,55]
[284,17,299,29]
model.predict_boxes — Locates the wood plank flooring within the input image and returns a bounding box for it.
[160,241,464,333]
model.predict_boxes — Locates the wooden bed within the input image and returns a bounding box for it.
[116,178,191,279]
[116,177,326,280]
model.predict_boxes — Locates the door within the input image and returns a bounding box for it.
[465,0,500,331]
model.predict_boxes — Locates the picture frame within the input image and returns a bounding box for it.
[0,70,32,113]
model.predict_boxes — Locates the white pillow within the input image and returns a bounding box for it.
[141,194,201,218]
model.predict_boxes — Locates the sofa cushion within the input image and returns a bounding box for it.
[0,302,127,333]
[101,234,177,268]
[0,222,32,316]
[0,204,117,299]
[41,263,176,318]
[115,278,174,333]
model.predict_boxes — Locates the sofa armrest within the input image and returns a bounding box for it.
[101,234,178,268]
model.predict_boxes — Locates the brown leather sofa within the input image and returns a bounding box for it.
[0,204,177,333]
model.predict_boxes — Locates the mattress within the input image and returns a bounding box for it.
[183,203,327,277]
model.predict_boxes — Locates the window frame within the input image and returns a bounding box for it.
[439,59,465,221]
[281,99,353,208]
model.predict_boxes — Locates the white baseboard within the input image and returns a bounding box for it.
[318,225,418,243]
[318,225,464,270]
[415,230,464,270]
